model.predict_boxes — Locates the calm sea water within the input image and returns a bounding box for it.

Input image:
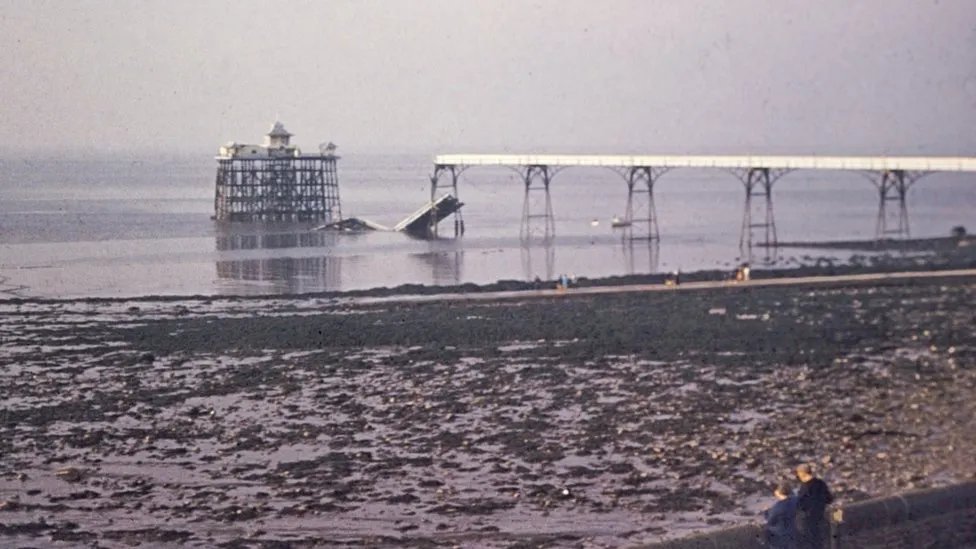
[0,152,974,299]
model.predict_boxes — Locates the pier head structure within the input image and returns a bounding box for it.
[428,154,976,247]
[214,122,341,223]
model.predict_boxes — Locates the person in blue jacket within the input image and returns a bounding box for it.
[765,481,798,548]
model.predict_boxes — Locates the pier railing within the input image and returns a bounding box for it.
[636,480,976,549]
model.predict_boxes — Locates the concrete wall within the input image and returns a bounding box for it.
[638,481,976,549]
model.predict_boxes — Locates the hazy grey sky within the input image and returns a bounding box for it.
[1,0,974,155]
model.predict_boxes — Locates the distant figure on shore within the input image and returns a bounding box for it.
[764,481,798,549]
[794,463,834,549]
[558,274,570,290]
[734,262,751,282]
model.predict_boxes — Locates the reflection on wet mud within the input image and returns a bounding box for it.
[214,226,342,293]
[623,239,659,275]
[411,249,464,286]
[521,241,555,281]
[215,226,340,251]
[741,243,782,267]
[215,256,342,293]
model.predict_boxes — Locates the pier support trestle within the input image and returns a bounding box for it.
[732,168,791,250]
[866,170,926,240]
[429,164,465,238]
[519,165,558,243]
[617,166,670,241]
[521,240,555,282]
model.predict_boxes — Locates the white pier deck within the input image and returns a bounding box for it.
[434,154,976,172]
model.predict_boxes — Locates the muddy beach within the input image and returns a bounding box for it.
[1,273,975,548]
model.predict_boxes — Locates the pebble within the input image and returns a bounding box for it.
[55,467,85,483]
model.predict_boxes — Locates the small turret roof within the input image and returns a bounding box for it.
[267,120,292,137]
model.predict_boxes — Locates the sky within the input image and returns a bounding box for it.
[1,0,974,156]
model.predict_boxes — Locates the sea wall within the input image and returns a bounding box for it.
[639,481,976,549]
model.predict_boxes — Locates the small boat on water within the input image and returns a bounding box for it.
[611,216,632,228]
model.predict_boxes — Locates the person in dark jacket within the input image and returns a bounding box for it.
[794,463,834,549]
[765,481,798,548]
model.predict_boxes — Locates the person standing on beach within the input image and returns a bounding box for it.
[764,481,798,549]
[794,463,834,549]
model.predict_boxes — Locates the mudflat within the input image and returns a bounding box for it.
[1,273,974,547]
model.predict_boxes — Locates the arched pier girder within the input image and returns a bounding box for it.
[428,164,469,238]
[728,167,794,250]
[518,164,565,243]
[608,166,673,241]
[858,170,929,240]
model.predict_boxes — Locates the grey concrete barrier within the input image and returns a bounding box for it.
[834,480,976,549]
[635,481,976,549]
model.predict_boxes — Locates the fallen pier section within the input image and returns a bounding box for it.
[393,194,464,237]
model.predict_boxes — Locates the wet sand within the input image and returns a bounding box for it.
[1,272,975,547]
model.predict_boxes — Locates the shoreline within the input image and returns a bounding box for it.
[768,234,972,251]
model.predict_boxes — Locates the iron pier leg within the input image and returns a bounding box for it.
[520,174,531,241]
[874,170,911,240]
[739,170,755,250]
[763,168,777,246]
[875,171,889,239]
[428,167,441,238]
[450,166,463,237]
[428,165,464,239]
[520,165,556,243]
[627,175,635,240]
[739,168,777,251]
[521,239,556,282]
[623,167,659,241]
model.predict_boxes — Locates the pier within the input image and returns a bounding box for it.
[428,154,976,246]
[214,122,342,223]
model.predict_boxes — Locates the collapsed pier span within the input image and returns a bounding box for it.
[394,194,464,236]
[428,154,976,246]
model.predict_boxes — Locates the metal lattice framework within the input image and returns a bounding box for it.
[728,167,794,249]
[428,164,467,238]
[214,156,342,223]
[518,165,562,242]
[860,170,930,239]
[521,241,556,281]
[610,166,672,241]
